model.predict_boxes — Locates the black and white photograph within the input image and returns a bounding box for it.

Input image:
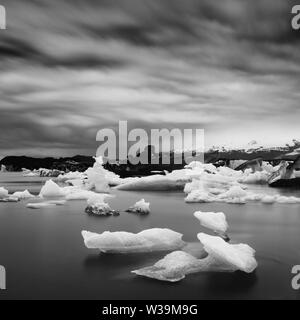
[0,0,300,305]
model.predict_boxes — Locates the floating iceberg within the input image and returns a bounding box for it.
[194,211,228,234]
[132,251,202,282]
[132,233,257,282]
[126,199,150,214]
[198,233,257,273]
[81,228,185,253]
[56,171,84,182]
[261,195,276,204]
[85,202,119,216]
[115,175,185,191]
[39,180,66,198]
[26,202,57,209]
[238,171,270,184]
[185,189,215,203]
[0,197,19,203]
[47,200,66,205]
[86,193,113,206]
[85,193,118,216]
[26,200,66,209]
[12,190,34,200]
[0,187,9,199]
[64,189,97,201]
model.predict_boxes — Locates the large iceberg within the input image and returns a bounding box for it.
[81,228,185,253]
[132,233,257,282]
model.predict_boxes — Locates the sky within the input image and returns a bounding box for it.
[0,0,299,158]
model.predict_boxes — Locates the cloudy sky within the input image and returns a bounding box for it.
[0,0,299,158]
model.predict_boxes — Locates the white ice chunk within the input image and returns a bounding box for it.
[238,171,269,184]
[132,251,201,282]
[198,233,257,273]
[39,180,65,198]
[56,171,84,182]
[218,185,248,200]
[81,228,185,253]
[26,202,57,209]
[126,199,150,214]
[115,175,185,191]
[65,189,97,201]
[0,187,9,199]
[86,193,113,206]
[194,211,228,234]
[11,190,34,200]
[133,233,257,282]
[261,195,276,204]
[85,202,119,216]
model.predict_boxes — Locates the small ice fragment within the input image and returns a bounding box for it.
[261,195,276,204]
[85,202,119,216]
[0,197,19,203]
[39,180,65,198]
[0,187,9,199]
[47,200,66,205]
[126,199,150,214]
[11,190,34,200]
[85,194,118,216]
[132,251,200,282]
[26,202,57,209]
[194,211,228,234]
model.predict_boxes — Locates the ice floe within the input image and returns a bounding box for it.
[132,233,257,282]
[115,175,186,191]
[81,228,185,253]
[126,199,150,214]
[26,200,66,209]
[27,202,57,209]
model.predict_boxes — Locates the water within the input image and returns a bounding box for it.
[0,172,300,300]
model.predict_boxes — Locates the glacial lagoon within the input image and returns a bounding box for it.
[0,172,300,300]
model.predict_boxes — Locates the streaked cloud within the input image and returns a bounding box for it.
[0,0,299,157]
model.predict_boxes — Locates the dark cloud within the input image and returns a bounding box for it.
[0,0,299,157]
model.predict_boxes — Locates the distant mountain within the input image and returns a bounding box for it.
[0,155,94,172]
[207,139,300,159]
[1,139,299,173]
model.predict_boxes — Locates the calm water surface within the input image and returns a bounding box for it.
[0,172,300,300]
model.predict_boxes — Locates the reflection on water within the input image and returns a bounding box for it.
[0,173,300,299]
